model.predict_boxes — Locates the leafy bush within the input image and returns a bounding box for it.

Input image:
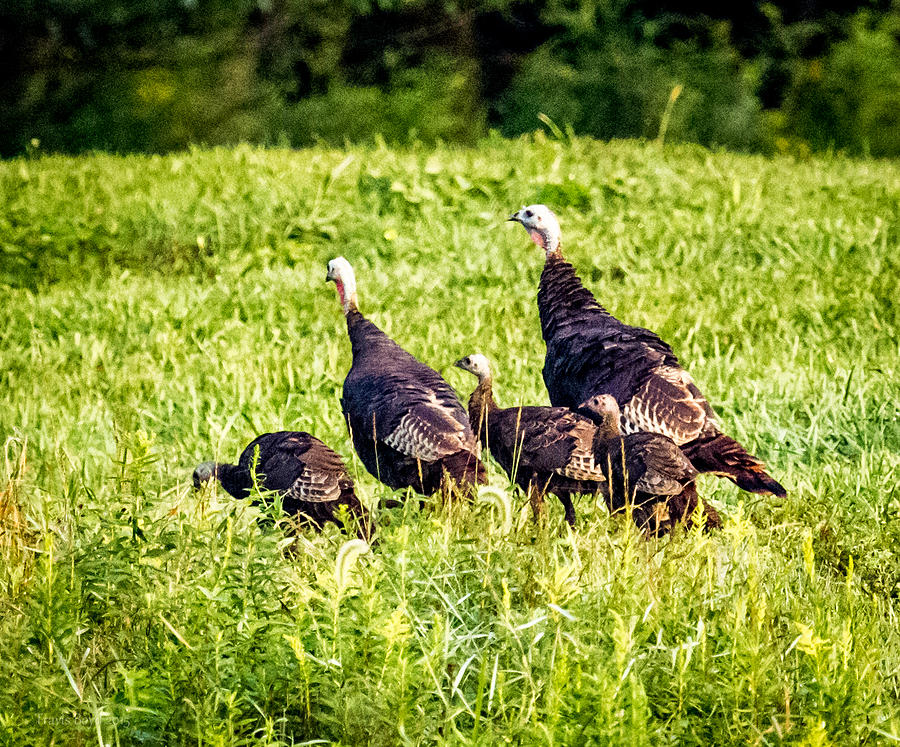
[499,29,762,150]
[272,57,486,146]
[777,10,900,156]
[4,0,900,156]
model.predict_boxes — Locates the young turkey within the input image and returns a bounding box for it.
[508,204,786,500]
[193,431,371,538]
[578,395,721,532]
[327,257,486,496]
[455,353,609,526]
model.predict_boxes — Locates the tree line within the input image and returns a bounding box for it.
[2,0,899,157]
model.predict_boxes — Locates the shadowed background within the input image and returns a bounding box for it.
[2,0,900,157]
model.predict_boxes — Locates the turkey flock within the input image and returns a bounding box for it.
[195,204,785,538]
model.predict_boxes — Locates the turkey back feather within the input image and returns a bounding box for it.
[537,253,786,498]
[340,309,483,494]
[204,431,370,537]
[539,255,682,410]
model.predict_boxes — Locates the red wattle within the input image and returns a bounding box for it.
[529,229,545,250]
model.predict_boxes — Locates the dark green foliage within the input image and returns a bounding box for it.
[777,11,900,156]
[274,57,486,147]
[3,0,900,155]
[499,32,762,149]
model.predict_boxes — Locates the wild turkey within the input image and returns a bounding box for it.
[455,353,609,526]
[578,394,721,532]
[193,431,371,538]
[508,204,786,499]
[326,256,486,495]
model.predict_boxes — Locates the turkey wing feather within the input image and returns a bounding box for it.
[345,373,474,463]
[493,408,608,482]
[621,365,713,445]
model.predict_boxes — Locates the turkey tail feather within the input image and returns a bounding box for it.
[684,433,786,497]
[441,449,487,489]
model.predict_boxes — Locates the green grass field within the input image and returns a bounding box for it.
[1,136,899,744]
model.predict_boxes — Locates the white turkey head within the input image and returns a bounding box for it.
[454,353,492,382]
[578,394,622,437]
[192,461,218,490]
[326,256,358,314]
[508,204,562,256]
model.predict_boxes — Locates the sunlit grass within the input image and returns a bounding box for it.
[0,136,899,743]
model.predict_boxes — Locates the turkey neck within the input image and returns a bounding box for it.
[215,463,251,499]
[592,412,622,441]
[345,309,405,361]
[538,253,612,336]
[467,376,499,443]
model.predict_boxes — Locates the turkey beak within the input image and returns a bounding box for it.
[452,358,466,370]
[325,269,335,283]
[507,211,521,223]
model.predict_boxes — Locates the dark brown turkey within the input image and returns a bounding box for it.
[193,431,371,538]
[578,394,721,532]
[455,353,609,526]
[508,204,786,499]
[327,257,485,496]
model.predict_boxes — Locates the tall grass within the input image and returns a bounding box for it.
[0,136,899,743]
